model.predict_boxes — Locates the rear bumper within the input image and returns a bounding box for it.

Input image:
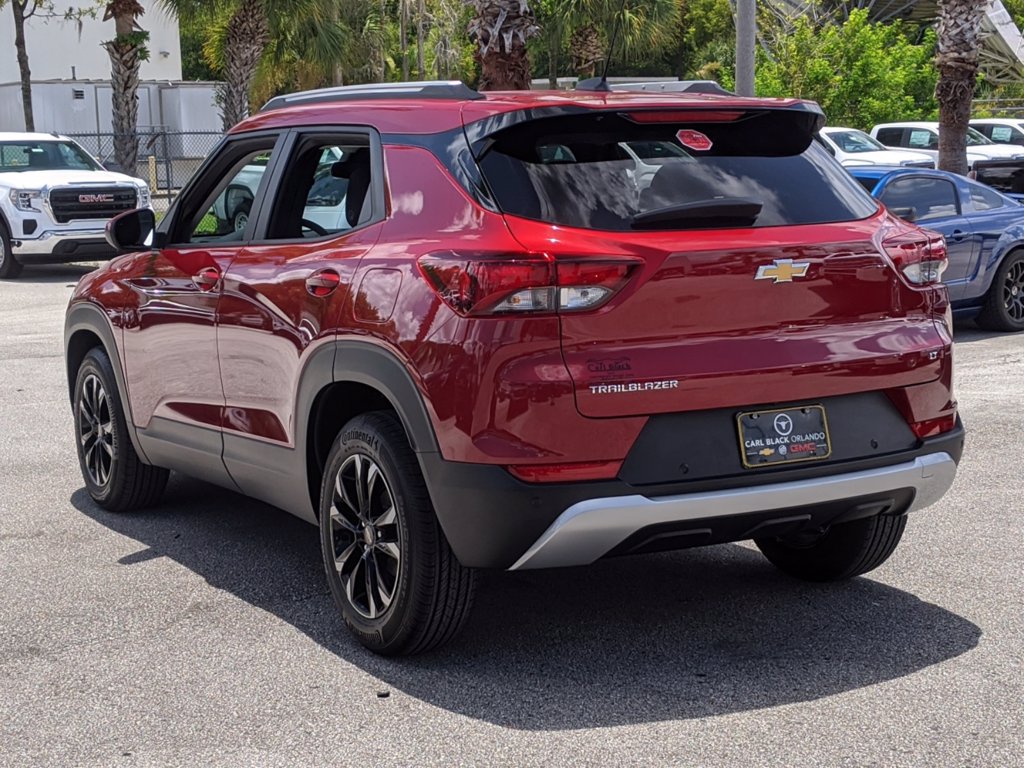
[11,229,116,263]
[510,452,955,570]
[422,423,964,570]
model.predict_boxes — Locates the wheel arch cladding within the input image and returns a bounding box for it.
[303,341,441,515]
[64,303,150,464]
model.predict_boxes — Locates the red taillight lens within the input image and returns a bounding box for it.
[417,252,639,316]
[881,231,948,286]
[624,110,744,123]
[507,460,623,483]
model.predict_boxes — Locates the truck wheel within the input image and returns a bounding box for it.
[977,250,1024,332]
[755,514,907,582]
[74,348,169,511]
[0,221,23,279]
[319,411,476,656]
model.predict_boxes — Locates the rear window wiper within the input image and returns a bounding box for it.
[631,198,763,229]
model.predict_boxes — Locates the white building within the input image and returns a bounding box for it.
[0,1,221,135]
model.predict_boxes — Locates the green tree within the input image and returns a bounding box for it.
[105,0,149,173]
[755,10,937,130]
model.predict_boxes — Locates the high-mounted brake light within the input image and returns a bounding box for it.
[624,110,744,123]
[417,252,639,316]
[881,231,948,286]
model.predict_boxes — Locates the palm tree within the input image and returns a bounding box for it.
[165,0,350,130]
[935,0,986,174]
[537,0,679,83]
[104,0,148,175]
[466,0,538,90]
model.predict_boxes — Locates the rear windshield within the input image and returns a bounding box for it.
[477,112,879,231]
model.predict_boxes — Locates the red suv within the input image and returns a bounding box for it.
[65,82,963,655]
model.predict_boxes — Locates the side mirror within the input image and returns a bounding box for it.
[106,208,155,253]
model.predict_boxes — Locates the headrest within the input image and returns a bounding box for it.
[331,148,370,179]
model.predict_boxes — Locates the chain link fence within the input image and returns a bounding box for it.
[65,129,224,214]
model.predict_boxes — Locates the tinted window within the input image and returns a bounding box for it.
[0,140,101,172]
[478,113,878,231]
[966,127,992,145]
[855,177,878,193]
[968,182,1006,211]
[875,128,904,146]
[879,178,958,222]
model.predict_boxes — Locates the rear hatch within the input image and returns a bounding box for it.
[474,106,948,419]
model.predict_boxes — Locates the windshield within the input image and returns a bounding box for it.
[478,111,878,231]
[0,141,102,172]
[827,130,887,153]
[966,128,992,146]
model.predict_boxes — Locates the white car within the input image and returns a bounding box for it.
[870,121,1024,168]
[818,127,933,167]
[0,132,150,279]
[970,118,1024,147]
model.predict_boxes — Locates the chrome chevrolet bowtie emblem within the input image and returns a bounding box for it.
[755,259,811,284]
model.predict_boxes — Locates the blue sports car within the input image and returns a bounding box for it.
[848,166,1024,331]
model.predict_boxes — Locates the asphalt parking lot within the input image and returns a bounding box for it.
[1,265,1022,767]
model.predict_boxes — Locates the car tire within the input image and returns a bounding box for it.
[976,249,1024,332]
[0,220,24,279]
[231,203,251,234]
[73,347,169,512]
[755,513,907,582]
[319,411,476,656]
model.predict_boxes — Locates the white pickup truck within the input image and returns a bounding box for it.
[0,132,151,279]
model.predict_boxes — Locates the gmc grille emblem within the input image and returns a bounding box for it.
[79,194,115,204]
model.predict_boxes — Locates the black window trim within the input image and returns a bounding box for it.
[247,125,387,246]
[158,129,286,250]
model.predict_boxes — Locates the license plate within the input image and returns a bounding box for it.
[737,405,831,469]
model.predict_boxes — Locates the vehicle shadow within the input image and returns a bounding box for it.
[953,320,1015,344]
[72,477,981,731]
[7,263,95,284]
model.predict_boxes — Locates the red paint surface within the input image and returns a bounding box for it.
[71,90,956,476]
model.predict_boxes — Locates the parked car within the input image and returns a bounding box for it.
[0,132,151,279]
[871,121,1024,196]
[849,165,1024,331]
[67,81,963,655]
[970,118,1024,146]
[818,127,933,167]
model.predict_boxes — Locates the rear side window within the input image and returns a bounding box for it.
[968,182,1006,211]
[875,128,904,146]
[878,177,959,222]
[477,112,878,231]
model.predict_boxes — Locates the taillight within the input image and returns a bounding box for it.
[417,252,639,316]
[881,231,948,286]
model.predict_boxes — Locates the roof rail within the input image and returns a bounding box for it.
[261,81,483,112]
[610,80,734,96]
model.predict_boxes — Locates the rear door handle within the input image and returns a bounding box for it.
[193,267,221,292]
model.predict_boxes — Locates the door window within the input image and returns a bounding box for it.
[908,130,938,150]
[168,138,278,246]
[264,136,377,240]
[879,177,959,222]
